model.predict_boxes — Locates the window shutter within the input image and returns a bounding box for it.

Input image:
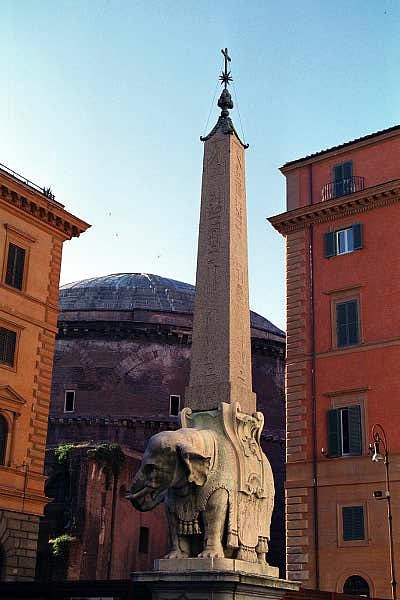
[0,415,7,465]
[333,164,344,182]
[342,506,365,541]
[336,303,348,347]
[0,328,17,367]
[327,409,341,457]
[347,300,359,345]
[352,224,363,250]
[5,244,16,285]
[5,243,25,290]
[14,246,25,290]
[337,301,359,347]
[348,405,362,456]
[324,231,336,258]
[342,161,353,179]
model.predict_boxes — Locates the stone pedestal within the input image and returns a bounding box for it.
[132,558,300,600]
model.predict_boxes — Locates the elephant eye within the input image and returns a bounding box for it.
[144,464,157,474]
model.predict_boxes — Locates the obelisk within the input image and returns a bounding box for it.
[185,48,256,414]
[131,50,300,599]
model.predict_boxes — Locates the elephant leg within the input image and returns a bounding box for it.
[256,536,269,564]
[198,488,228,559]
[257,550,266,564]
[164,510,190,559]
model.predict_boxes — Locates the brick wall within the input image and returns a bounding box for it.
[285,228,314,586]
[0,510,40,581]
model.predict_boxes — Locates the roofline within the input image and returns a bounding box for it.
[280,124,400,173]
[0,162,64,207]
[0,165,91,238]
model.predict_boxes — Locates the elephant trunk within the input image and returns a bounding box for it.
[127,475,163,512]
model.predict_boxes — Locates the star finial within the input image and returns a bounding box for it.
[219,48,233,89]
[201,47,247,147]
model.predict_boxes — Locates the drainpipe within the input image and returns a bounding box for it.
[308,163,320,589]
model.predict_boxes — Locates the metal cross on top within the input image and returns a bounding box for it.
[219,47,233,88]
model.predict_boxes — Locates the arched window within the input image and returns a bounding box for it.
[343,575,370,597]
[0,416,8,465]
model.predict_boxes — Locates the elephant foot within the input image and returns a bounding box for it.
[257,553,267,564]
[237,546,258,563]
[198,544,224,559]
[164,548,189,559]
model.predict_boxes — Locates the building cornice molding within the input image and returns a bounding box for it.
[47,416,285,443]
[280,125,400,173]
[56,318,285,349]
[268,179,400,235]
[0,182,90,239]
[323,386,371,398]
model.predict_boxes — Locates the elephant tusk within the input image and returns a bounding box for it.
[126,486,152,501]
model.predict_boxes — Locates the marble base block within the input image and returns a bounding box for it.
[132,558,299,600]
[155,556,280,577]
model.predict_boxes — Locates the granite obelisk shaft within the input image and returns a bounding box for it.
[185,125,256,414]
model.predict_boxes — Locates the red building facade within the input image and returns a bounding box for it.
[270,125,400,598]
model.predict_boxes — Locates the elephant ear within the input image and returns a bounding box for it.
[177,444,211,486]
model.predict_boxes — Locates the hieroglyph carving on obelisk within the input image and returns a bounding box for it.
[185,54,255,414]
[128,50,276,569]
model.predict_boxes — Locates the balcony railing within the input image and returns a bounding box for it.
[321,176,365,201]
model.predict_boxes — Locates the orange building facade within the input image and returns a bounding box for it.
[0,164,89,580]
[270,125,400,598]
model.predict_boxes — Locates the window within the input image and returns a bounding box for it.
[324,224,362,258]
[5,243,26,290]
[0,416,7,466]
[336,300,359,347]
[64,391,75,412]
[169,394,180,416]
[0,328,17,367]
[343,575,370,596]
[138,526,149,553]
[327,405,362,457]
[342,506,365,541]
[333,161,353,198]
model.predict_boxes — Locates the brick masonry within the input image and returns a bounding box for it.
[0,510,40,581]
[285,228,313,585]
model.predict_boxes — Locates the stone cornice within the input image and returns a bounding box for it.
[47,416,285,443]
[268,179,400,235]
[0,179,90,239]
[57,318,285,348]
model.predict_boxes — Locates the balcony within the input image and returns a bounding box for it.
[321,176,365,201]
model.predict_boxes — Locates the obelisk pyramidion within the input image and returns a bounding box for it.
[185,49,256,414]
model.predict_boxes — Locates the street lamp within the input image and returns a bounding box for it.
[370,424,397,600]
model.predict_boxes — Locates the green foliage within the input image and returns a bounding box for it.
[54,443,76,464]
[54,441,125,490]
[89,443,125,489]
[48,534,76,558]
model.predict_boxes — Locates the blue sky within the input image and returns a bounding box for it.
[2,1,399,330]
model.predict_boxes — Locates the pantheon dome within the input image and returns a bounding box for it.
[58,273,284,339]
[49,272,285,435]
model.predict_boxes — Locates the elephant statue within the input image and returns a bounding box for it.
[127,404,275,564]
